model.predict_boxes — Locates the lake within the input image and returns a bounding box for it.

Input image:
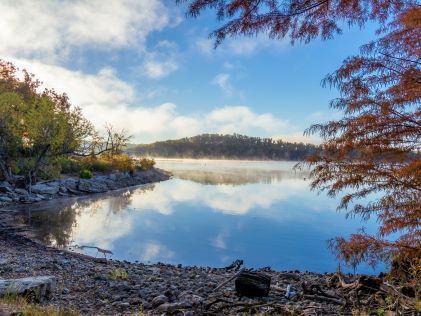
[13,159,381,274]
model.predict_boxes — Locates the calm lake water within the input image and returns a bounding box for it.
[14,159,381,274]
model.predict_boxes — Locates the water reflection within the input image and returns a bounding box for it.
[13,160,379,273]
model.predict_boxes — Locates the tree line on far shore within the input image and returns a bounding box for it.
[128,133,321,161]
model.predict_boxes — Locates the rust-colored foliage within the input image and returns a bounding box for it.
[308,6,421,269]
[179,0,421,270]
[177,0,415,45]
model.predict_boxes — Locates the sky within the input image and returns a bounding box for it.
[0,0,378,144]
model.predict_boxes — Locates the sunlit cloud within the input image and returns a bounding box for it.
[0,0,171,62]
[3,58,291,143]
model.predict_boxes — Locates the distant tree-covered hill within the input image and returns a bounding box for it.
[127,134,320,161]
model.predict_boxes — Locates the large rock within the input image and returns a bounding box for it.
[14,188,28,196]
[31,183,59,195]
[78,179,108,193]
[0,182,12,193]
[0,276,56,302]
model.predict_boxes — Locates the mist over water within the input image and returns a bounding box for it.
[14,159,381,274]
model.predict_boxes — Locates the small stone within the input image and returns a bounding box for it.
[155,302,191,313]
[119,302,130,308]
[151,294,168,307]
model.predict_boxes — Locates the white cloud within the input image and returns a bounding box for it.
[6,58,290,142]
[196,35,288,57]
[8,58,134,109]
[143,60,179,79]
[141,41,180,79]
[212,73,232,95]
[0,0,171,61]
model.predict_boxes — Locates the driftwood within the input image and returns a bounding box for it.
[235,270,271,297]
[0,276,56,303]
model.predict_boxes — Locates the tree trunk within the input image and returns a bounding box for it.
[0,160,13,183]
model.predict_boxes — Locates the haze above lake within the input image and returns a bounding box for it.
[14,159,380,274]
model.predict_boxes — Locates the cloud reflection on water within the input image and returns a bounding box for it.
[12,160,377,272]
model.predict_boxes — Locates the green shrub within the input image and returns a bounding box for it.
[109,268,128,280]
[139,157,155,170]
[79,169,93,179]
[88,158,111,172]
[57,157,84,174]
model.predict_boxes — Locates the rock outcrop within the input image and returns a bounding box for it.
[0,169,170,207]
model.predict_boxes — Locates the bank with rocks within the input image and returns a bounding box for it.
[0,210,416,316]
[0,168,170,207]
[0,169,417,315]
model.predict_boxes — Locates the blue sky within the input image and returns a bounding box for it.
[0,0,378,143]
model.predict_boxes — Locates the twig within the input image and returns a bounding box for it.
[212,268,244,292]
[303,294,345,305]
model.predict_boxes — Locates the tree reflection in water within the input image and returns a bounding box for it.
[13,185,155,248]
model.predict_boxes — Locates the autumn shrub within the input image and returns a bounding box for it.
[138,157,155,170]
[108,154,135,172]
[78,154,135,173]
[85,157,111,172]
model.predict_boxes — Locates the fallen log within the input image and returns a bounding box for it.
[0,276,56,302]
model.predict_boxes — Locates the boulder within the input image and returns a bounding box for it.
[78,179,108,193]
[31,183,59,195]
[0,195,12,202]
[62,178,78,191]
[0,276,56,302]
[14,188,28,196]
[0,182,12,193]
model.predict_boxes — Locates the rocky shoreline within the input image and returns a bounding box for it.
[0,168,170,207]
[0,213,398,316]
[0,219,373,316]
[0,170,409,315]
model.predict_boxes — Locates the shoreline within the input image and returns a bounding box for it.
[0,168,171,208]
[0,216,377,316]
[0,170,397,315]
